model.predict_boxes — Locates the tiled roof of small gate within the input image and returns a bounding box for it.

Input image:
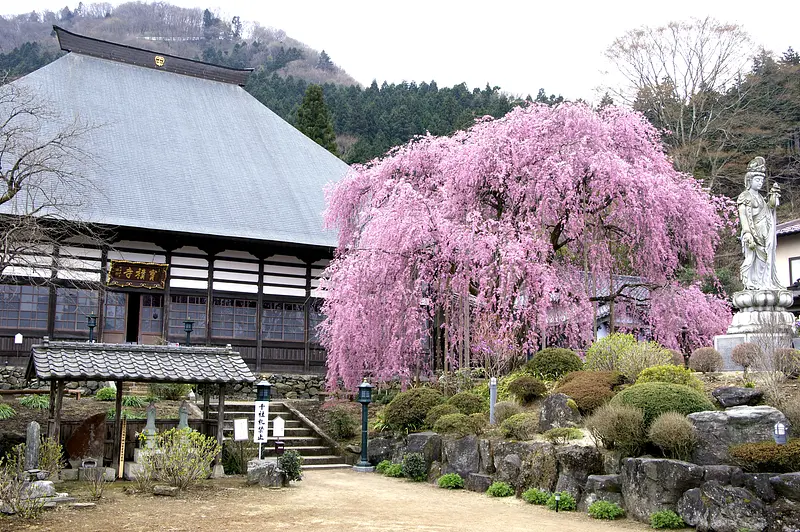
[28,341,256,384]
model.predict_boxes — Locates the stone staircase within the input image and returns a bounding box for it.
[209,401,349,470]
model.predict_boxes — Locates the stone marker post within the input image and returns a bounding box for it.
[25,421,41,470]
[143,403,157,448]
[489,377,498,425]
[177,400,190,430]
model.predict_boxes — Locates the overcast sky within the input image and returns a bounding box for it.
[4,0,800,102]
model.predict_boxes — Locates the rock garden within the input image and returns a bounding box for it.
[315,335,800,531]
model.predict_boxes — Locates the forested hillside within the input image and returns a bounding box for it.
[0,2,527,163]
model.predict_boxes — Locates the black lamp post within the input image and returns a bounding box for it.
[354,379,374,471]
[681,326,690,369]
[184,320,194,347]
[87,313,97,343]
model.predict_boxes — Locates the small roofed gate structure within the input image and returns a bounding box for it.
[27,338,256,477]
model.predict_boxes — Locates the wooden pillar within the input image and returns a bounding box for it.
[52,380,65,441]
[162,249,172,342]
[97,246,108,341]
[205,252,215,346]
[215,383,226,465]
[255,260,264,372]
[47,380,56,437]
[203,388,210,436]
[303,261,311,373]
[112,380,124,477]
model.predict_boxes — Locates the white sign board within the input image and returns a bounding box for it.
[14,333,22,345]
[233,418,249,441]
[272,415,285,439]
[254,401,270,443]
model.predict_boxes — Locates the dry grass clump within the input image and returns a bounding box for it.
[585,403,646,457]
[648,412,698,461]
[689,347,723,373]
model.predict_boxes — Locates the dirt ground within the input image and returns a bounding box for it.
[1,469,653,532]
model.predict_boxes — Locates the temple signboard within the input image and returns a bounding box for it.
[107,260,168,289]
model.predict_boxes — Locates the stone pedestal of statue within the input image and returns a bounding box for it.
[714,289,794,370]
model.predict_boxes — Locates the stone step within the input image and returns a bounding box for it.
[303,464,352,470]
[300,455,349,466]
[261,445,331,457]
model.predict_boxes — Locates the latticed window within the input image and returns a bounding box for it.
[55,288,99,331]
[141,294,164,333]
[168,295,206,338]
[103,292,126,332]
[262,301,304,341]
[308,301,325,343]
[0,284,49,330]
[211,298,257,339]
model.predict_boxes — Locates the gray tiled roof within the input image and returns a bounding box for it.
[777,219,800,236]
[28,341,256,384]
[7,51,348,248]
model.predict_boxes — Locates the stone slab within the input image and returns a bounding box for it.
[123,461,145,481]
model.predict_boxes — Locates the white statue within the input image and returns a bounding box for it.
[737,156,783,291]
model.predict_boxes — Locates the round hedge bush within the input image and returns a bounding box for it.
[731,342,760,371]
[500,412,539,441]
[524,348,583,380]
[506,375,547,404]
[585,403,646,456]
[556,370,623,414]
[493,401,523,424]
[636,364,704,392]
[689,347,723,373]
[425,403,460,428]
[610,382,715,426]
[383,387,444,432]
[648,411,698,461]
[584,333,638,371]
[447,392,486,415]
[433,413,483,438]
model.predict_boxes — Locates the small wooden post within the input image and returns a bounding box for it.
[215,383,226,466]
[52,380,65,442]
[47,380,56,437]
[113,380,124,478]
[203,388,210,436]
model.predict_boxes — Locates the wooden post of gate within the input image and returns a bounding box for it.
[118,416,127,479]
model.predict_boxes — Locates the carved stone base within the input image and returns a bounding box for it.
[727,290,794,335]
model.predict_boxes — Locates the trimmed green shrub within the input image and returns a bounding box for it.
[447,392,486,415]
[18,394,49,409]
[648,412,698,461]
[324,403,359,440]
[95,386,117,401]
[277,450,303,482]
[636,364,704,392]
[375,460,392,474]
[650,509,685,529]
[588,500,625,520]
[402,452,427,481]
[486,481,514,497]
[543,427,584,445]
[148,383,192,401]
[524,348,583,380]
[506,374,547,404]
[468,413,488,435]
[585,403,646,456]
[521,487,550,504]
[437,473,464,489]
[385,463,404,477]
[493,401,523,424]
[729,439,800,473]
[688,347,723,373]
[610,382,715,426]
[585,333,638,371]
[121,395,147,408]
[500,412,539,441]
[425,404,460,428]
[383,387,444,433]
[546,491,576,511]
[556,370,623,414]
[617,341,673,382]
[433,413,481,438]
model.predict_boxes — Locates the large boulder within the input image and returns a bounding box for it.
[554,445,603,499]
[620,458,704,522]
[538,393,582,432]
[466,473,493,493]
[711,386,763,407]
[743,473,776,503]
[492,441,540,487]
[406,432,442,472]
[578,474,624,512]
[512,442,558,493]
[702,465,744,487]
[246,459,288,488]
[442,435,480,479]
[688,406,788,465]
[677,481,768,532]
[771,473,800,502]
[367,436,402,465]
[770,497,800,532]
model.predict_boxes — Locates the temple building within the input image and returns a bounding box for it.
[0,27,349,372]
